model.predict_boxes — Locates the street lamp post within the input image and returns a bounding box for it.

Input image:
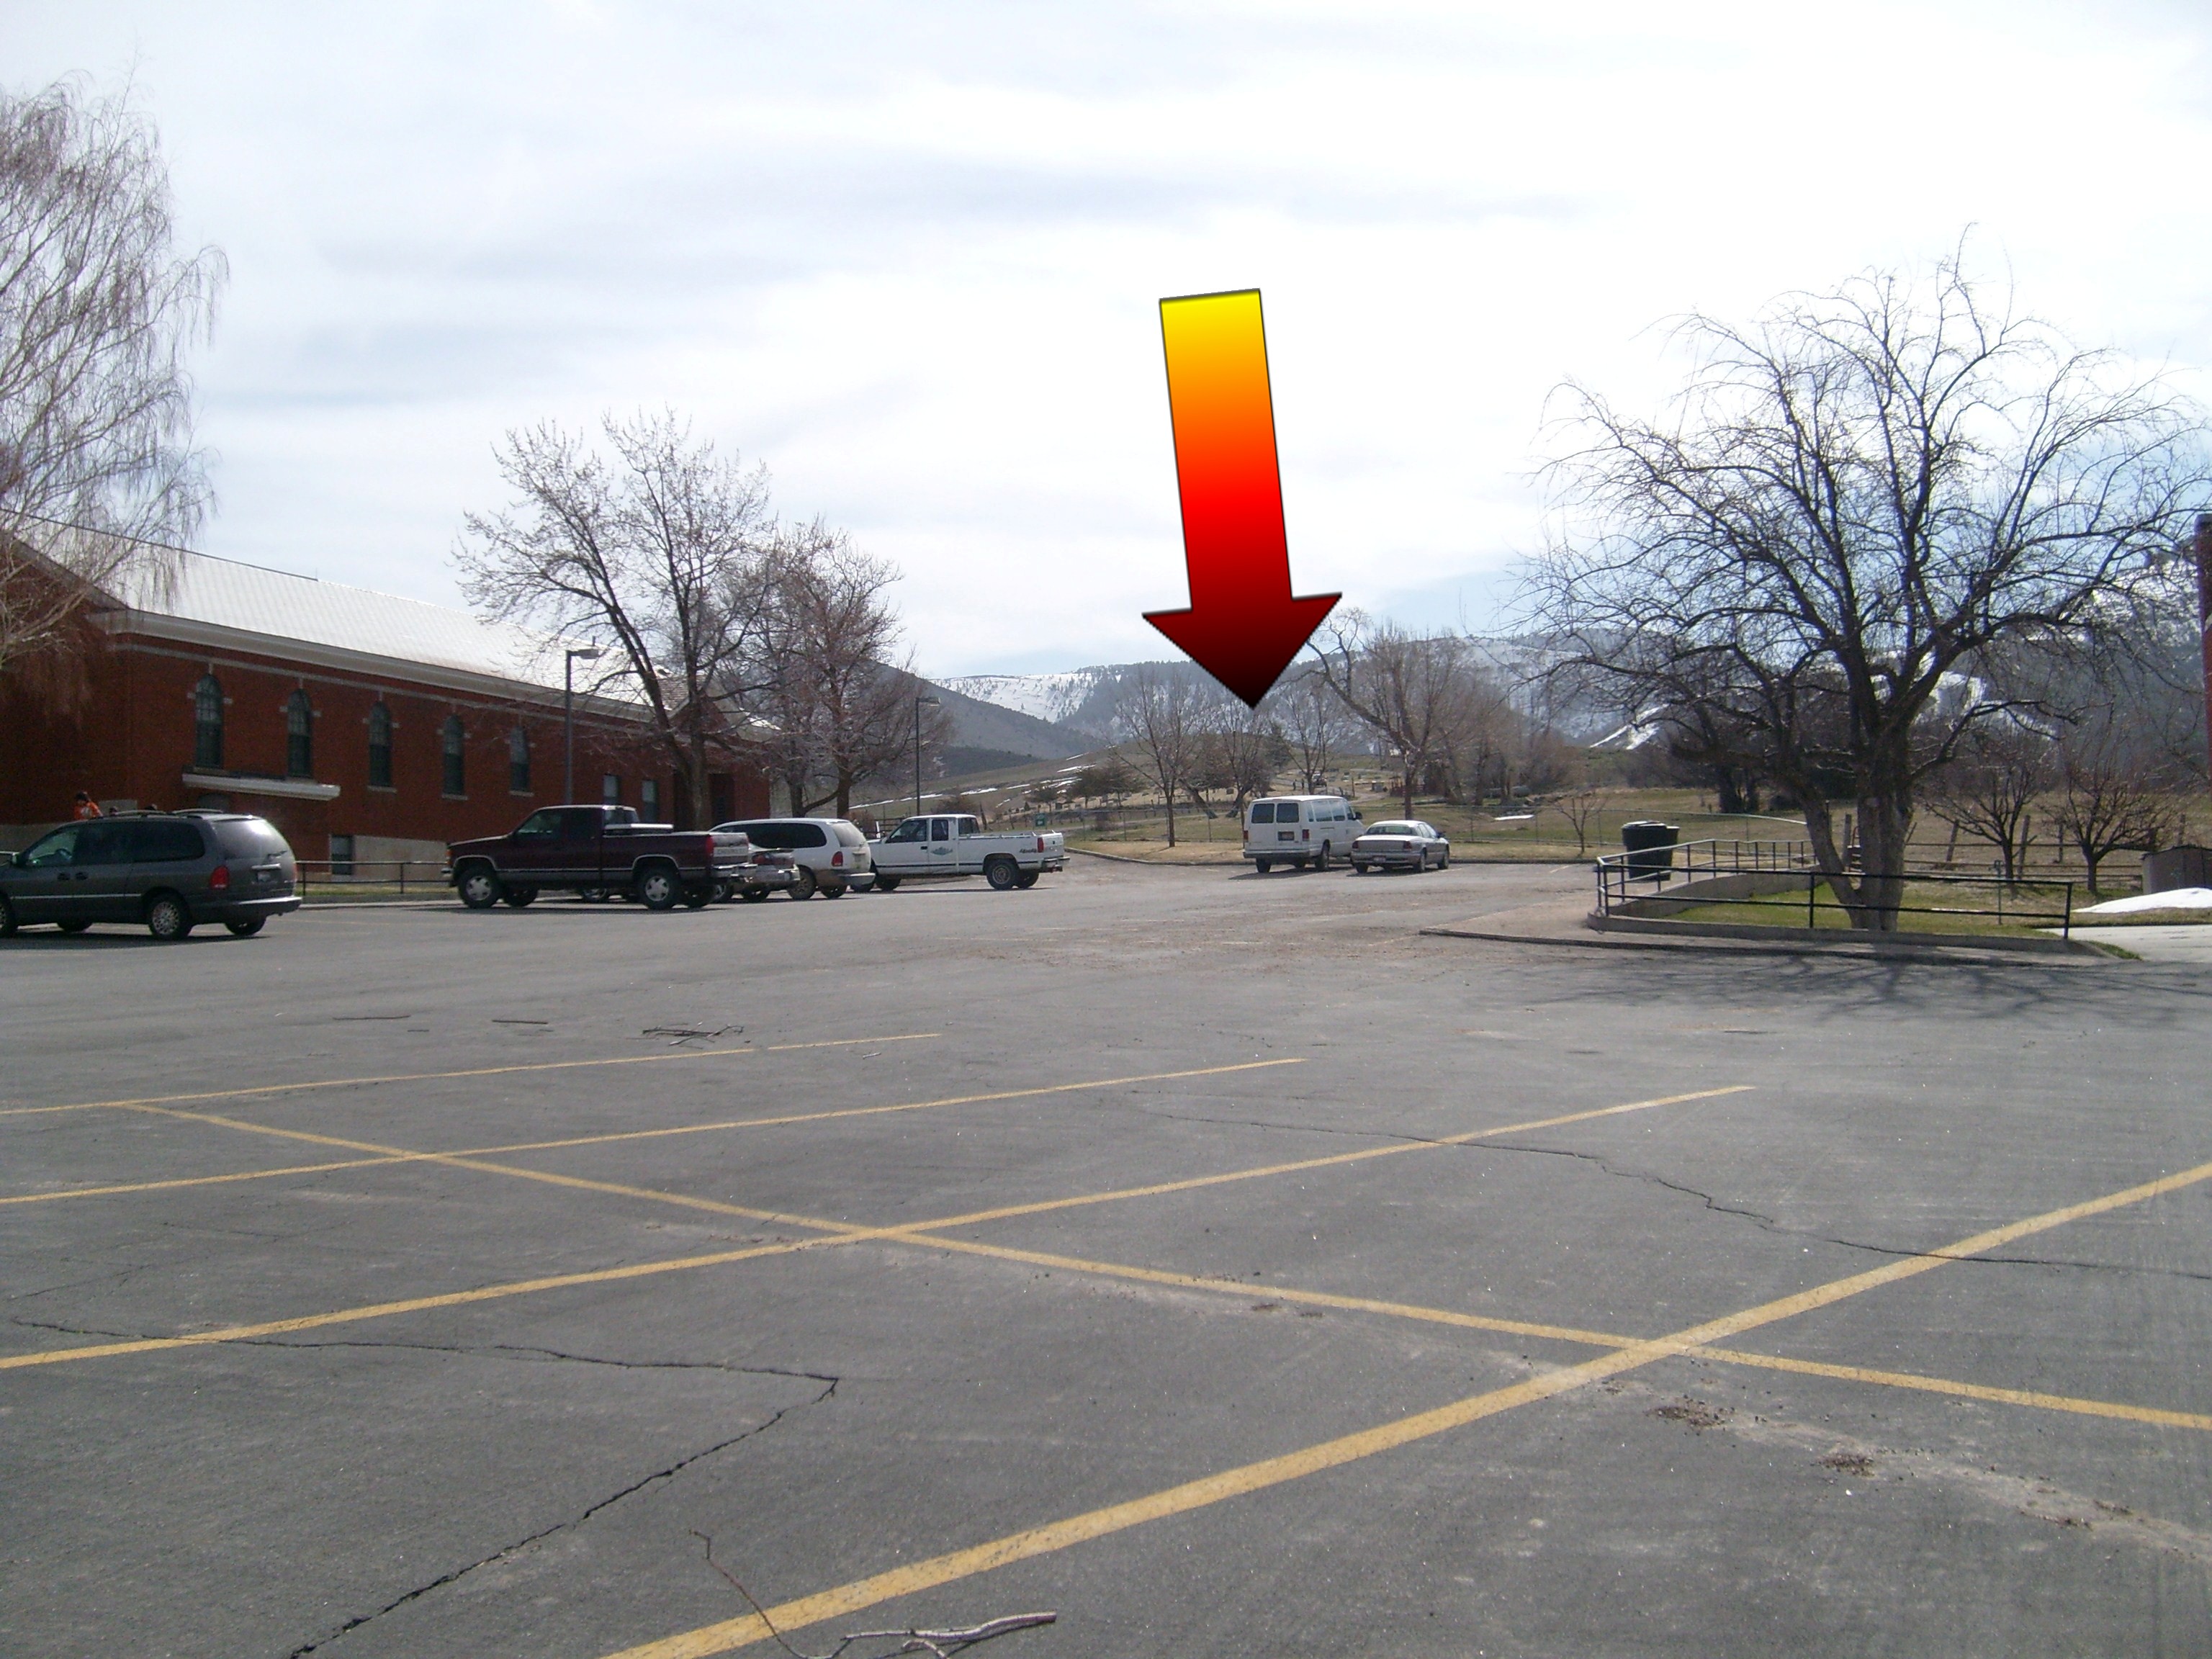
[914,693,940,818]
[565,646,606,802]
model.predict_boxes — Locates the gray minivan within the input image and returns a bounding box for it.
[0,812,300,940]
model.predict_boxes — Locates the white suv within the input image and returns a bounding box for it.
[711,818,874,898]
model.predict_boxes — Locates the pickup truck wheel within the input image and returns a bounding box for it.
[635,864,680,911]
[985,856,1020,891]
[682,884,713,909]
[1015,871,1038,889]
[457,864,502,909]
[872,874,901,893]
[787,866,818,900]
[501,886,537,908]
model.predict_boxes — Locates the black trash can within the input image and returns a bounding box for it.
[1620,820,1681,881]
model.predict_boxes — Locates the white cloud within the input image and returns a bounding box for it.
[9,0,2212,673]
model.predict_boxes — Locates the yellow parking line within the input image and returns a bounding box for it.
[0,1033,941,1119]
[0,1071,1711,1370]
[903,1087,1750,1233]
[600,1154,2212,1659]
[2,1061,1310,1210]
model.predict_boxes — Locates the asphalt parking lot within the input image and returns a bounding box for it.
[6,855,2212,1657]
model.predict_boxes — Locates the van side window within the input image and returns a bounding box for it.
[1250,803,1274,823]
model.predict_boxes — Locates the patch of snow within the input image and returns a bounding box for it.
[943,672,1101,724]
[2081,887,2212,914]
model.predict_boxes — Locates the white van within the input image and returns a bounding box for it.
[1243,795,1364,873]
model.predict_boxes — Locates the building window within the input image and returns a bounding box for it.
[508,728,531,793]
[442,716,466,796]
[640,778,659,820]
[367,702,392,788]
[286,689,315,777]
[330,834,355,878]
[601,773,620,805]
[193,675,224,769]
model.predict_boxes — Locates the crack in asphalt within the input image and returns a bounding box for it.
[283,1373,838,1658]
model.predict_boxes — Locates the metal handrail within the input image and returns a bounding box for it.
[1593,837,2076,938]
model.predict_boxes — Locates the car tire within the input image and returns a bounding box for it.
[739,887,770,903]
[682,884,713,909]
[457,864,502,909]
[636,864,680,911]
[1254,858,1271,873]
[873,874,901,892]
[1015,871,1039,889]
[787,866,818,900]
[225,917,266,937]
[57,919,91,934]
[145,893,194,941]
[985,856,1019,891]
[1352,861,1368,873]
[1439,849,1450,868]
[0,893,14,938]
[501,886,537,908]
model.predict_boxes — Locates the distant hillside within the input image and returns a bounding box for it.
[917,676,1090,761]
[944,661,1212,741]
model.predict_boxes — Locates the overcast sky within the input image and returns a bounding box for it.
[10,2,2212,676]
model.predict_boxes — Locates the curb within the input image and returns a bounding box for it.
[1066,847,1240,868]
[1419,920,2118,965]
[1591,910,2100,957]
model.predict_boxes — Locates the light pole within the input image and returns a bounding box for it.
[913,693,940,818]
[565,646,606,802]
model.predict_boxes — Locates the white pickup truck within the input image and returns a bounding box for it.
[869,814,1066,891]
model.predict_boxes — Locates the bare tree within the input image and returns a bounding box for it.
[2052,717,2184,893]
[1923,721,2054,884]
[1315,613,1481,817]
[1115,667,1205,846]
[457,411,775,825]
[755,521,919,817]
[0,79,225,678]
[1267,666,1358,794]
[1529,252,2209,930]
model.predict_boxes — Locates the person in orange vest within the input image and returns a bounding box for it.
[73,791,102,819]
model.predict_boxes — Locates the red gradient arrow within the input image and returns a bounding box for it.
[1144,288,1339,708]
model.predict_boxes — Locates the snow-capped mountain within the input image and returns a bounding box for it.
[940,671,1110,727]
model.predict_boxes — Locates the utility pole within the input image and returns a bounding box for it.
[913,693,940,817]
[565,645,606,802]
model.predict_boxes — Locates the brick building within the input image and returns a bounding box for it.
[0,548,770,868]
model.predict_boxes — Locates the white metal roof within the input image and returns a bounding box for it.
[104,549,577,694]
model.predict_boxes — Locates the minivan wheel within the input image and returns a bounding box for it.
[636,865,680,911]
[819,881,848,899]
[225,917,266,937]
[145,893,194,941]
[985,857,1019,891]
[787,866,818,900]
[457,865,502,909]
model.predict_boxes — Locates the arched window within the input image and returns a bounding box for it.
[508,727,531,793]
[193,675,224,769]
[286,690,315,777]
[367,702,393,788]
[441,715,466,796]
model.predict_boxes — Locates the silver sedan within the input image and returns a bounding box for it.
[1350,819,1451,873]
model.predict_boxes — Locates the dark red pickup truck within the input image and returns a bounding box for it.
[446,806,793,911]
